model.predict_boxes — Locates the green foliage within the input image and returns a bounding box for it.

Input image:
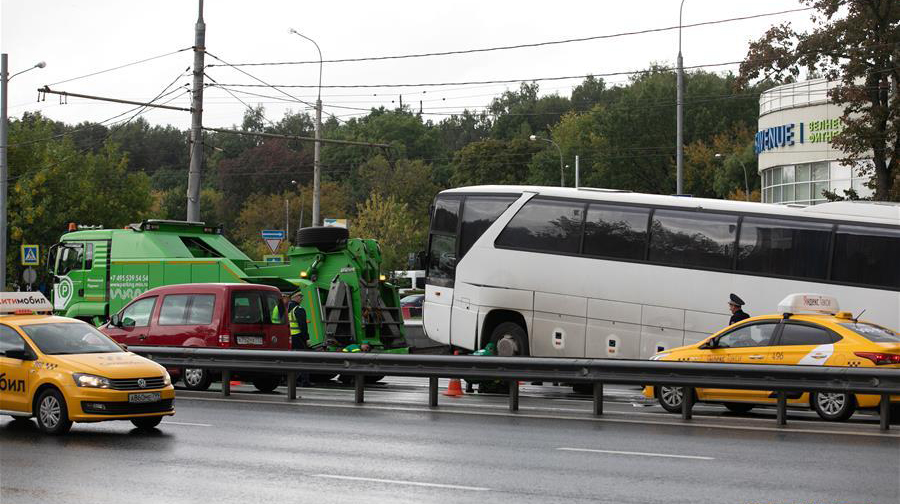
[451,139,541,187]
[352,193,423,272]
[6,114,153,288]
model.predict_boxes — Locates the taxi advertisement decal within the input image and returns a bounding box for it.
[0,373,26,393]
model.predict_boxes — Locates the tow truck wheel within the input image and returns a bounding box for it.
[657,385,687,413]
[182,368,212,391]
[811,392,856,422]
[35,388,72,435]
[131,416,163,430]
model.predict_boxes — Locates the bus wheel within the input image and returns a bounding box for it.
[490,322,528,357]
[811,392,856,422]
[182,368,212,391]
[657,385,688,413]
[251,376,281,393]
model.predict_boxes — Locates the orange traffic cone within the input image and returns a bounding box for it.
[443,378,464,397]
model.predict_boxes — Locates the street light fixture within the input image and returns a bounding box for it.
[529,134,565,187]
[1,54,47,291]
[289,28,324,227]
[715,153,751,202]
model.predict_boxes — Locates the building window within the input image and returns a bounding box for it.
[760,160,872,206]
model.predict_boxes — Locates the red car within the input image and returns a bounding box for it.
[401,294,424,319]
[100,283,290,392]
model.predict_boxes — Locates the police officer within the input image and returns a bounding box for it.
[287,291,312,386]
[728,293,750,325]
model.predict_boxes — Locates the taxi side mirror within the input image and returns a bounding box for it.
[5,349,34,361]
[699,339,717,350]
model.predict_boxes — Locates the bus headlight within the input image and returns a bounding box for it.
[73,373,110,389]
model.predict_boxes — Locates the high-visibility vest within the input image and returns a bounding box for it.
[288,306,302,336]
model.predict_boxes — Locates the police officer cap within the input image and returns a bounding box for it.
[728,293,745,306]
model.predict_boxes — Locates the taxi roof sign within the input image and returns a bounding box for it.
[0,292,53,314]
[778,293,840,315]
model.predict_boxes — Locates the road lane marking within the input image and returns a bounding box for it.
[175,396,899,438]
[313,474,489,491]
[557,447,714,460]
[162,421,213,427]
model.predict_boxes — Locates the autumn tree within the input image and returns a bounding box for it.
[352,193,423,272]
[738,0,900,200]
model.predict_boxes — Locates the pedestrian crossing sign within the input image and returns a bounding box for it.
[21,244,40,266]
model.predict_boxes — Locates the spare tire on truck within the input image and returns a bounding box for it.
[297,227,349,252]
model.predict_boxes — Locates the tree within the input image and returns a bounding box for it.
[738,0,900,200]
[352,193,423,272]
[356,156,439,221]
[684,123,758,199]
[451,139,541,187]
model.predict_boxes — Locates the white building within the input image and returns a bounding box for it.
[756,78,872,205]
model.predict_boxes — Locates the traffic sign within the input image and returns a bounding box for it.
[21,244,40,266]
[323,218,348,229]
[22,267,37,285]
[261,230,286,253]
[263,254,284,264]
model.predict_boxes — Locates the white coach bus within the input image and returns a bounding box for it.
[423,186,900,359]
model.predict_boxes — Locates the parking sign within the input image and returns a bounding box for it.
[21,244,40,266]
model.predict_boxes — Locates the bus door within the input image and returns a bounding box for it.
[52,242,86,312]
[424,197,461,345]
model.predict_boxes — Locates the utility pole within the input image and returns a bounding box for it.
[0,54,8,291]
[186,0,206,222]
[1,55,45,291]
[676,0,686,195]
[313,99,321,226]
[575,155,580,189]
[284,197,289,246]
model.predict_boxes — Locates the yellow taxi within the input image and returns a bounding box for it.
[644,294,900,422]
[0,293,174,434]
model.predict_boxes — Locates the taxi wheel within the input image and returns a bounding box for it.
[811,392,857,422]
[131,416,163,430]
[35,389,72,435]
[723,403,755,414]
[657,385,688,413]
[182,368,212,391]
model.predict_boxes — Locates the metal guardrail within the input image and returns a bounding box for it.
[128,346,900,431]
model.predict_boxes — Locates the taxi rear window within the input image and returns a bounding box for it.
[22,323,124,355]
[839,323,900,343]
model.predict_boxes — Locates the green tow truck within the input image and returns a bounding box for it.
[48,220,408,353]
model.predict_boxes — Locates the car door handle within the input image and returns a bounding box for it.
[748,355,765,360]
[138,334,147,340]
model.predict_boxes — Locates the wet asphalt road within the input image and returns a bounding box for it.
[1,380,898,504]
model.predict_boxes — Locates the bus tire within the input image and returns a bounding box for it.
[657,385,687,413]
[182,368,212,391]
[490,322,528,357]
[297,227,349,251]
[251,375,281,393]
[811,392,856,422]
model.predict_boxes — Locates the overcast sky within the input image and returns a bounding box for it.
[2,0,814,130]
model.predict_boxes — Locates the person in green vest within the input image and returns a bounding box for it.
[285,291,312,387]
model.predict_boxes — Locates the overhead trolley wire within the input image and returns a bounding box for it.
[46,47,193,87]
[209,7,813,67]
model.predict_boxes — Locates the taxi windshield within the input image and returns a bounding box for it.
[22,323,124,355]
[839,322,900,343]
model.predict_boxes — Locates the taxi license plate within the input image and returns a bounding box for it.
[129,392,161,404]
[237,335,263,345]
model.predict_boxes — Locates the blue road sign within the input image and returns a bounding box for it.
[21,245,40,266]
[261,230,286,239]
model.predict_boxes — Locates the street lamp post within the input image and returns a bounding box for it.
[529,134,564,187]
[676,0,686,196]
[1,55,46,291]
[715,153,750,202]
[289,29,323,227]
